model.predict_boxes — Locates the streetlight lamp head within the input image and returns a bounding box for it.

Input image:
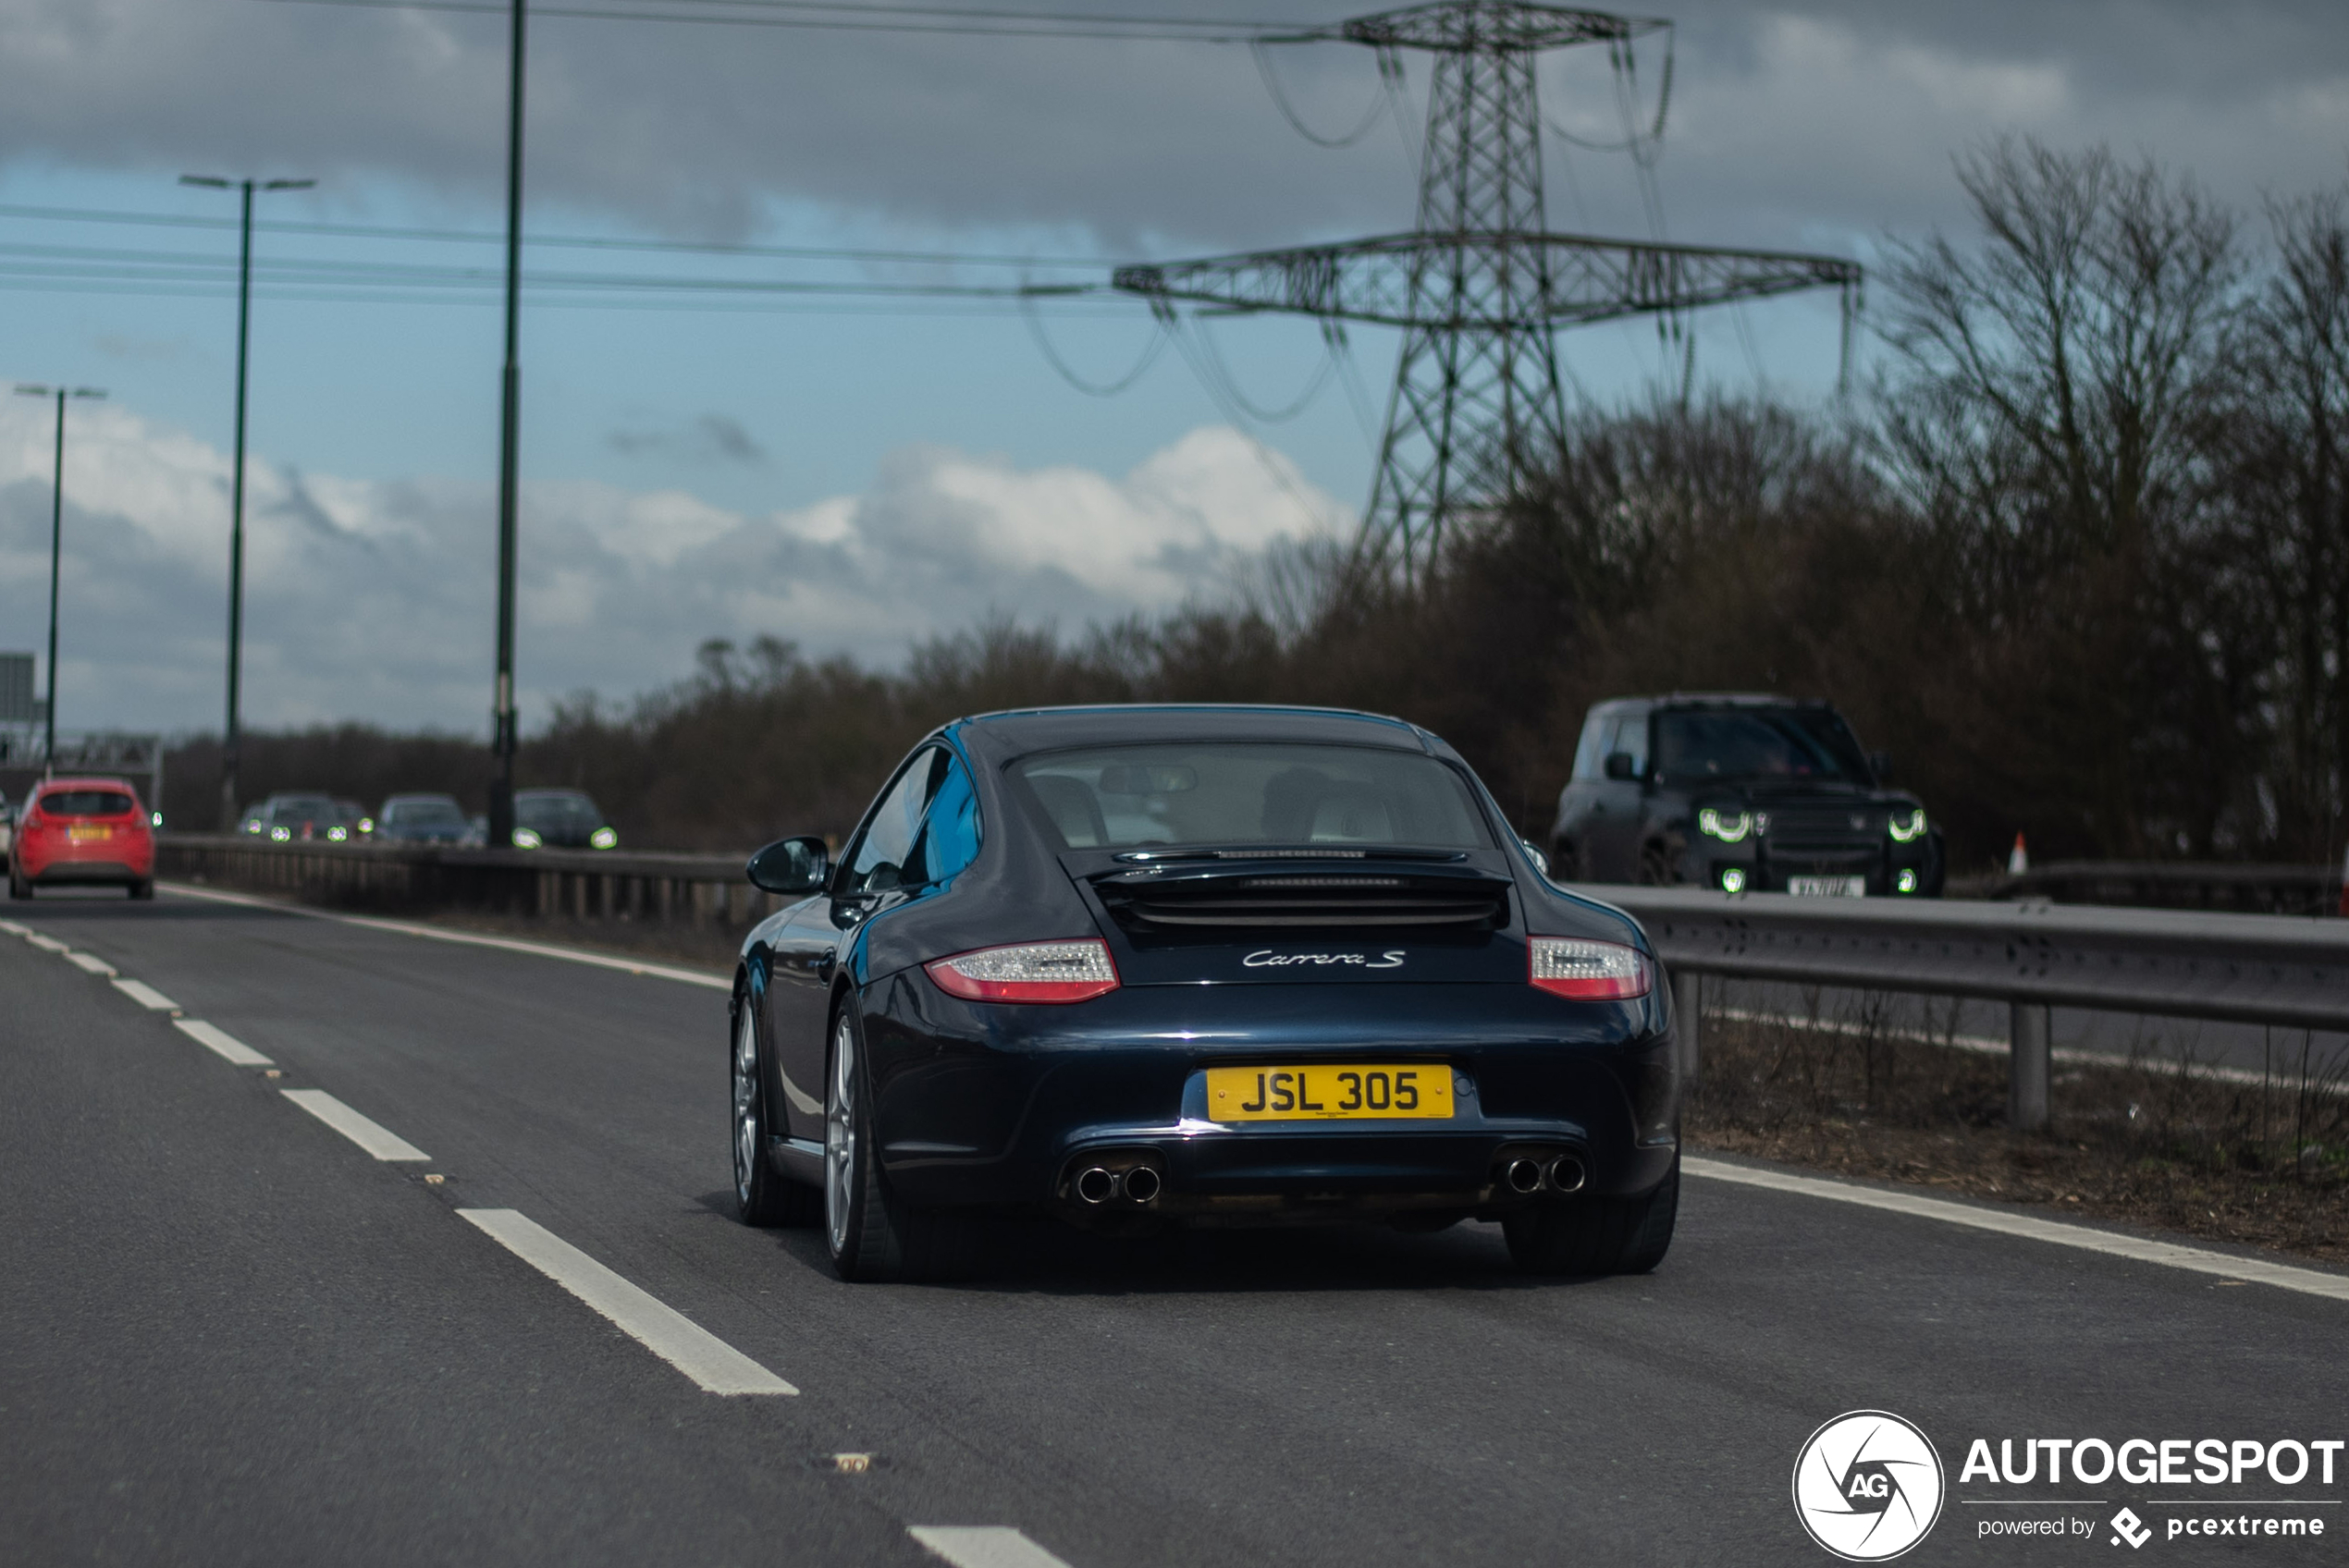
[264,178,317,191]
[15,384,52,397]
[70,389,107,400]
[179,175,232,189]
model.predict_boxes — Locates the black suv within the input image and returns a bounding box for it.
[1548,694,1943,897]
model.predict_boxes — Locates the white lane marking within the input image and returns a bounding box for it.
[173,1019,273,1067]
[163,882,730,991]
[280,1088,430,1161]
[64,950,118,975]
[112,978,180,1011]
[458,1208,796,1396]
[23,932,68,952]
[909,1527,1077,1568]
[0,918,29,935]
[1685,1157,2349,1304]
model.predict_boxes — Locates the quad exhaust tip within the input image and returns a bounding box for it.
[1074,1160,1163,1206]
[1076,1166,1119,1205]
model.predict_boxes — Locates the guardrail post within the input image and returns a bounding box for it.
[1672,968,1701,1084]
[2009,1002,2051,1132]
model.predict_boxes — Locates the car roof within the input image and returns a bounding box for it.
[515,787,595,801]
[384,792,461,804]
[946,704,1445,762]
[1593,692,1834,715]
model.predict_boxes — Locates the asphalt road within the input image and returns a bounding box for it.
[4,886,2344,1567]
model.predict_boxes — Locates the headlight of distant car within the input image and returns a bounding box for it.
[1696,807,1753,843]
[358,817,374,835]
[589,826,618,850]
[511,827,543,849]
[1888,807,1927,842]
[150,812,163,827]
[327,825,349,841]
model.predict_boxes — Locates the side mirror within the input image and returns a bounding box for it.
[1603,752,1640,782]
[746,835,830,896]
[1519,839,1550,878]
[1868,750,1892,782]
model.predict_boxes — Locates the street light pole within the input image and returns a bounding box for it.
[490,0,528,851]
[180,173,315,828]
[14,385,107,778]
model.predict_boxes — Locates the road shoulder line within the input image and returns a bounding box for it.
[909,1525,1077,1568]
[161,881,732,991]
[1684,1155,2349,1304]
[281,1088,429,1160]
[112,977,181,1011]
[458,1208,796,1396]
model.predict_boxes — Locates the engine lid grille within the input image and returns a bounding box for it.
[1095,868,1510,933]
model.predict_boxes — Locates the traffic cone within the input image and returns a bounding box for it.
[2008,833,2029,876]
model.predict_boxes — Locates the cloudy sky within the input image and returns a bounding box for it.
[2,0,2345,737]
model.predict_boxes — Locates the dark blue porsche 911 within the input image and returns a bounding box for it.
[730,704,1680,1281]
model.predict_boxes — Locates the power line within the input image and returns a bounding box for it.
[256,0,1296,42]
[0,200,1126,269]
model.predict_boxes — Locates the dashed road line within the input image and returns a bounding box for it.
[22,931,68,952]
[281,1088,430,1161]
[173,1019,274,1067]
[458,1208,796,1396]
[163,881,731,991]
[62,950,118,975]
[1686,1157,2349,1304]
[111,978,180,1011]
[910,1526,1077,1568]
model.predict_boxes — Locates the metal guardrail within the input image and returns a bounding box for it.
[1572,885,2349,1132]
[1949,859,2343,916]
[156,834,770,929]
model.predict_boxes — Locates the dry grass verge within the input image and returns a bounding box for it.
[1687,1002,2349,1267]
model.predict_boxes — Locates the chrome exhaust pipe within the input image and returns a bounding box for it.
[1547,1155,1588,1194]
[1504,1157,1545,1194]
[1075,1166,1119,1205]
[1122,1165,1162,1204]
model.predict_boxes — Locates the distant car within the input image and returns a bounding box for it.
[239,792,345,843]
[1548,693,1942,897]
[9,778,155,899]
[336,799,371,839]
[511,788,618,850]
[730,704,1679,1282]
[376,793,474,845]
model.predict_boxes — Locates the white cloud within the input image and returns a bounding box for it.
[0,398,1338,736]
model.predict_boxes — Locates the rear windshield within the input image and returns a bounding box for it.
[388,799,467,826]
[1653,710,1871,784]
[1015,743,1490,851]
[271,797,338,818]
[40,790,136,817]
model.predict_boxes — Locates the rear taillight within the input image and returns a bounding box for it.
[924,939,1120,1004]
[1528,937,1652,1000]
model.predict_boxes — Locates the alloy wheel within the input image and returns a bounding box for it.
[732,1006,761,1205]
[825,1012,857,1256]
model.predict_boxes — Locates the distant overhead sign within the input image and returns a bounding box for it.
[0,654,32,724]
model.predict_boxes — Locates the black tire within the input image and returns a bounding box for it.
[732,994,819,1227]
[6,864,26,900]
[823,1003,978,1282]
[1503,1154,1679,1276]
[129,880,154,901]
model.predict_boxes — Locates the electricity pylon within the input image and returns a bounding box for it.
[1114,0,1861,578]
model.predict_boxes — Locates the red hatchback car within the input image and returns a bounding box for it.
[9,778,155,900]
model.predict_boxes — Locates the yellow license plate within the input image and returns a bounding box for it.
[68,825,110,842]
[1205,1064,1454,1122]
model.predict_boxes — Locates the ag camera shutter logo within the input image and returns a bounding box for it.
[1792,1410,1946,1561]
